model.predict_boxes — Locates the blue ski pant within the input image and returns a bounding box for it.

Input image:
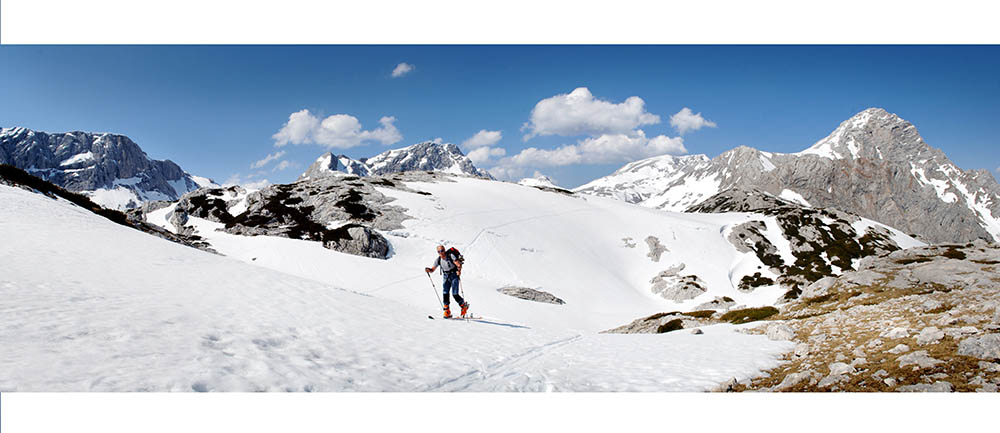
[442,272,465,306]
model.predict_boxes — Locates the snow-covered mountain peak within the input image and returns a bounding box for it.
[0,127,216,209]
[299,152,371,181]
[797,107,923,161]
[517,174,558,188]
[366,141,489,177]
[299,141,492,181]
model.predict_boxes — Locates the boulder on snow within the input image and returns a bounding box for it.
[497,286,565,305]
[645,236,668,262]
[322,224,391,259]
[650,272,707,302]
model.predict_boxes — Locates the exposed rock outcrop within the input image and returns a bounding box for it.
[729,242,1000,392]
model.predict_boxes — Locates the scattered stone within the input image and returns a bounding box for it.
[852,346,867,358]
[794,343,811,358]
[775,372,810,391]
[835,353,848,362]
[976,384,999,392]
[691,328,704,335]
[872,369,889,378]
[884,378,897,387]
[978,361,1000,373]
[829,362,855,376]
[920,299,944,312]
[851,358,867,367]
[818,374,847,388]
[960,326,979,335]
[936,315,960,326]
[801,277,837,299]
[897,381,954,392]
[882,327,910,339]
[916,327,945,345]
[867,339,884,348]
[766,323,795,341]
[898,350,945,369]
[888,344,910,354]
[928,373,949,380]
[956,334,1000,359]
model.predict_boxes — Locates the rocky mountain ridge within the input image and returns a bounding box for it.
[299,141,492,181]
[574,108,1000,244]
[0,127,215,210]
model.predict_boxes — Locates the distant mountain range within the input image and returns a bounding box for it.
[6,108,999,246]
[0,127,215,210]
[575,108,1000,244]
[299,141,492,181]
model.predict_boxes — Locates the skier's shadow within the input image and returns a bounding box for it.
[464,318,530,329]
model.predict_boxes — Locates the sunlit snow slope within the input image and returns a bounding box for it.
[148,177,818,332]
[1,183,793,391]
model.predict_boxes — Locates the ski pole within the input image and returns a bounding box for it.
[426,271,444,309]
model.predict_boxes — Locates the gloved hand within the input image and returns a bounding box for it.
[424,267,432,273]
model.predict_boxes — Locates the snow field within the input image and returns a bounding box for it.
[1,183,794,391]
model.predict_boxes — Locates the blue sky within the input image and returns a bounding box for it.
[1,45,998,188]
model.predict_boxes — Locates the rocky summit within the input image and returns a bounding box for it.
[574,108,1000,244]
[299,141,492,181]
[0,127,214,210]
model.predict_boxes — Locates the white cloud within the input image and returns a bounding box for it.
[521,87,660,139]
[461,129,503,150]
[250,151,286,169]
[670,107,717,135]
[487,165,526,181]
[391,62,414,78]
[273,109,402,149]
[467,146,506,164]
[501,131,686,168]
[272,160,297,172]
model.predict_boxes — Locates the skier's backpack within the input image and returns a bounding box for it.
[445,247,464,265]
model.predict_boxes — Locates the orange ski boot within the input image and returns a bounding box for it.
[460,302,470,317]
[443,306,452,319]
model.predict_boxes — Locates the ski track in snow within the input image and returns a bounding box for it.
[423,334,584,392]
[0,182,797,391]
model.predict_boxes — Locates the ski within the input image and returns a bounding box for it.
[429,314,482,320]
